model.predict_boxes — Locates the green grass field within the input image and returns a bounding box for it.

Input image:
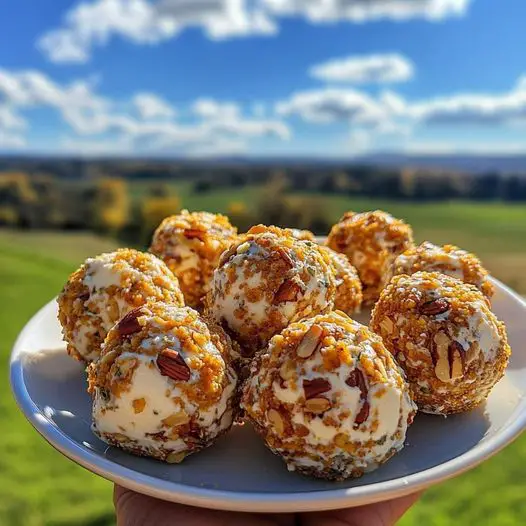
[1,195,525,525]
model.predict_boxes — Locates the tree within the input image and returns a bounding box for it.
[92,178,130,234]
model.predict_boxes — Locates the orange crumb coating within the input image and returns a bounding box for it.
[391,241,494,299]
[150,210,238,309]
[88,302,238,462]
[320,246,363,315]
[288,228,316,241]
[370,272,510,415]
[204,225,336,361]
[241,311,416,481]
[327,210,414,305]
[57,249,184,363]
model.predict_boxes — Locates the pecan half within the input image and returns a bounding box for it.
[296,324,323,358]
[420,298,450,316]
[276,246,295,269]
[117,308,144,337]
[346,369,370,426]
[156,349,191,382]
[432,332,464,382]
[303,378,331,400]
[448,341,464,380]
[267,409,285,434]
[274,279,302,303]
[304,397,331,414]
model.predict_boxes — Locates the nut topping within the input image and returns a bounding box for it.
[117,308,144,337]
[156,349,191,382]
[295,424,310,437]
[380,317,394,334]
[420,298,450,316]
[303,378,331,399]
[162,411,190,427]
[346,369,370,426]
[166,451,186,464]
[276,247,296,269]
[279,359,296,381]
[108,297,120,321]
[432,332,464,382]
[448,341,464,380]
[183,228,206,241]
[296,324,323,358]
[132,398,146,414]
[274,279,302,303]
[78,291,90,302]
[304,397,331,414]
[267,409,285,434]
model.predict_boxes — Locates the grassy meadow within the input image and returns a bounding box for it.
[1,190,525,525]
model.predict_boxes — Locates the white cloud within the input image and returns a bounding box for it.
[38,0,276,63]
[411,89,526,125]
[133,93,175,120]
[310,53,414,84]
[37,30,90,64]
[0,68,290,156]
[0,131,26,149]
[38,0,471,63]
[192,98,240,120]
[0,106,26,130]
[157,0,277,40]
[277,76,526,132]
[274,74,526,155]
[262,0,471,22]
[276,88,389,124]
[38,0,178,64]
[517,75,526,91]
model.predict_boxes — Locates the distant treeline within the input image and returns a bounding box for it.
[193,167,526,202]
[1,157,525,201]
[1,166,526,243]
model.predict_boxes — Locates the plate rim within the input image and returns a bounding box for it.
[9,278,526,513]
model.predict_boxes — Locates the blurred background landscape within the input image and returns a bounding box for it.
[1,0,525,524]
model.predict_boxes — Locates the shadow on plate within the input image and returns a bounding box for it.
[18,348,506,494]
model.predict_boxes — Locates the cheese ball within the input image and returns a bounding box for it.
[327,210,414,305]
[205,225,336,360]
[242,311,416,480]
[150,210,238,308]
[391,241,494,299]
[370,272,511,415]
[88,302,238,463]
[58,249,184,363]
[320,246,363,315]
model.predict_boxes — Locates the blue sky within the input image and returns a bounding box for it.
[0,0,525,158]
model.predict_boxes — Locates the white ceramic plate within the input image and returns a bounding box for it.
[9,279,526,513]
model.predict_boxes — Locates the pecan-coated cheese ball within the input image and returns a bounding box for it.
[58,249,184,363]
[241,312,416,481]
[391,241,494,299]
[320,246,363,315]
[150,210,238,308]
[88,303,238,463]
[327,210,414,305]
[205,225,336,360]
[370,272,511,415]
